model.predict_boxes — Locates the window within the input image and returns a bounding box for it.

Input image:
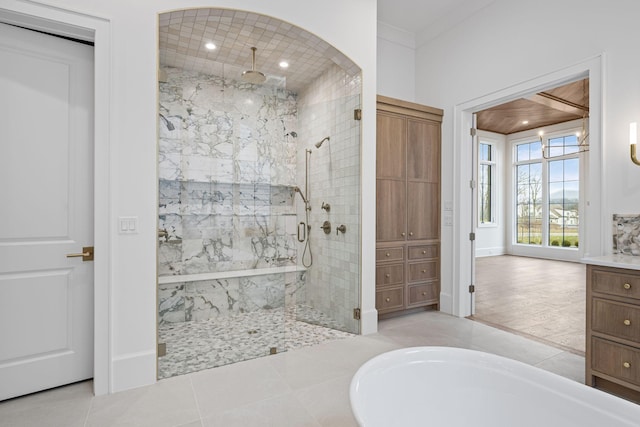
[515,141,542,244]
[478,142,496,225]
[513,133,579,249]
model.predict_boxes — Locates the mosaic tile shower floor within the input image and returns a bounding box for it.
[158,305,354,379]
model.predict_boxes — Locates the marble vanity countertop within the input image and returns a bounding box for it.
[581,254,640,271]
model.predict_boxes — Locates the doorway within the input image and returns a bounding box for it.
[454,57,603,325]
[0,22,94,400]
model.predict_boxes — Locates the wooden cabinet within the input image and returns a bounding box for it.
[586,264,640,403]
[376,95,442,317]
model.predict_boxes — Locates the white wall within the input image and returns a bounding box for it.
[416,0,640,315]
[377,22,415,101]
[3,0,377,394]
[475,130,506,257]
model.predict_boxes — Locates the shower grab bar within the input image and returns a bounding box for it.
[297,222,306,242]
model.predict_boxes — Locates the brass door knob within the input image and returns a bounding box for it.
[623,362,631,369]
[422,250,426,254]
[401,232,406,237]
[386,252,390,257]
[385,273,390,278]
[422,292,427,296]
[385,297,390,302]
[421,269,426,273]
[624,283,632,290]
[624,319,631,326]
[409,232,414,236]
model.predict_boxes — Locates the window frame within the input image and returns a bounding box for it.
[478,140,497,227]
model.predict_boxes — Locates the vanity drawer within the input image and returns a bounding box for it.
[592,269,640,300]
[376,247,404,263]
[408,261,438,283]
[407,244,439,260]
[376,264,404,287]
[376,287,405,313]
[407,282,439,307]
[591,337,640,387]
[592,299,640,343]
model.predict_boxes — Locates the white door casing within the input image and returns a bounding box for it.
[0,23,94,400]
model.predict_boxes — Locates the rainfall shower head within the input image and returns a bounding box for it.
[241,47,266,84]
[315,136,330,149]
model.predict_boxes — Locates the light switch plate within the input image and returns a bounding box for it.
[119,216,138,234]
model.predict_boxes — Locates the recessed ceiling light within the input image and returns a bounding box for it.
[279,61,289,69]
[522,120,529,125]
[205,42,216,50]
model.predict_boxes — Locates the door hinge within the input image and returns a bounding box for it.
[470,128,477,136]
[470,180,476,189]
[469,232,476,241]
[354,109,362,120]
[353,308,361,320]
[469,284,475,293]
[158,342,167,357]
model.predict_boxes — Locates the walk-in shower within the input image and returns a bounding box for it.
[157,8,362,379]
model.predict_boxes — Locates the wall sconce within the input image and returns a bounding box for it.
[630,122,640,165]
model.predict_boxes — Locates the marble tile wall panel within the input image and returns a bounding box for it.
[158,272,304,325]
[613,214,640,255]
[158,66,298,276]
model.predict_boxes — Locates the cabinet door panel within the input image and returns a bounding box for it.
[377,113,406,179]
[407,119,440,182]
[407,182,439,240]
[377,179,406,242]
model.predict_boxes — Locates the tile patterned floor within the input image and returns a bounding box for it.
[472,255,585,355]
[0,311,586,427]
[158,305,354,379]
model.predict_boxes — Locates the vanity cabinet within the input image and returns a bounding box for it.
[586,264,640,403]
[376,95,442,317]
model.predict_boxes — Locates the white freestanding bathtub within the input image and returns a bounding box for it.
[350,347,640,427]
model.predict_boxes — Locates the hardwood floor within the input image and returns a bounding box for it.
[471,255,585,355]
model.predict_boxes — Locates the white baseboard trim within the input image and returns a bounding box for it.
[475,247,506,258]
[360,307,379,335]
[111,350,156,393]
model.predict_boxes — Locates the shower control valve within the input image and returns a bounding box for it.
[336,224,347,235]
[320,221,332,234]
[321,202,331,212]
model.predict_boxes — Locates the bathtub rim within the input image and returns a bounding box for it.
[350,346,640,426]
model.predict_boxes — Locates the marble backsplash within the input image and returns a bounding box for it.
[613,214,640,255]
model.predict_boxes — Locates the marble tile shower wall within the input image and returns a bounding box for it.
[613,214,640,255]
[158,66,299,276]
[296,64,362,333]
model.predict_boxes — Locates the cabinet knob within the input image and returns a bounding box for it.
[624,283,631,290]
[421,269,426,273]
[409,232,414,236]
[422,250,427,254]
[623,361,631,369]
[385,273,390,278]
[385,297,390,303]
[422,292,427,296]
[401,232,406,237]
[624,319,631,326]
[385,252,390,257]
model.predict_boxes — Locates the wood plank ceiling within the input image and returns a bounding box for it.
[476,78,589,135]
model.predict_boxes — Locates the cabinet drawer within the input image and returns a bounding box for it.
[408,261,438,282]
[376,264,404,286]
[408,282,439,307]
[592,269,640,300]
[376,247,404,263]
[376,287,405,313]
[408,244,439,260]
[592,337,640,387]
[592,299,640,344]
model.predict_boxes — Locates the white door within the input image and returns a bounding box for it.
[0,23,94,400]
